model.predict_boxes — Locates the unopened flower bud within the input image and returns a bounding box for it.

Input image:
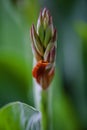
[30,8,57,89]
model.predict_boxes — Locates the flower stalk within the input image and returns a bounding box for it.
[30,8,57,130]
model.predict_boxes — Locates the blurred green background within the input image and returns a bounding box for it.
[0,0,87,130]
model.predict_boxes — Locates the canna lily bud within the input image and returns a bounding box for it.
[30,8,57,89]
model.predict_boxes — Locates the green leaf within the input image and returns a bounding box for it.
[0,102,41,130]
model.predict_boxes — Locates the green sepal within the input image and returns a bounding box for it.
[32,25,44,56]
[44,26,52,48]
[37,24,45,44]
[44,40,55,61]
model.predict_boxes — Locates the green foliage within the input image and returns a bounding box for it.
[0,102,41,130]
[0,0,39,106]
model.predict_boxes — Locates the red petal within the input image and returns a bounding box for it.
[32,60,48,83]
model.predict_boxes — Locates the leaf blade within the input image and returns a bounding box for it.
[0,102,41,130]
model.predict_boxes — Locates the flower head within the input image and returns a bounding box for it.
[30,8,57,89]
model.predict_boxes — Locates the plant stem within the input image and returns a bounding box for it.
[40,89,51,130]
[33,83,52,130]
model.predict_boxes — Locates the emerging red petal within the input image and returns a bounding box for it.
[32,60,49,83]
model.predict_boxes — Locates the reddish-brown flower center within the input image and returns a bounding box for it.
[32,60,49,83]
